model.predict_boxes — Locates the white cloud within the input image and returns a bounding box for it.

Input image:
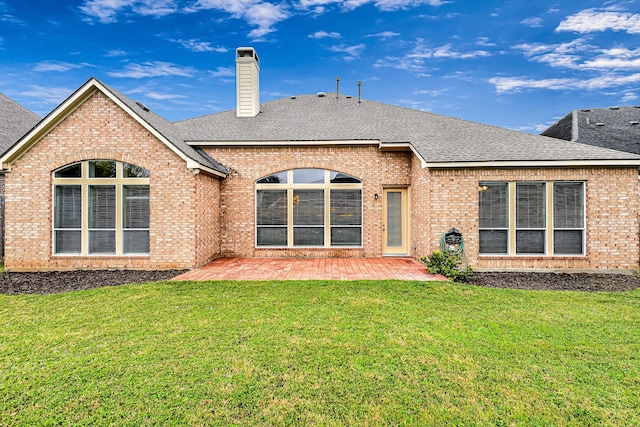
[173,38,228,53]
[414,88,448,96]
[107,61,195,78]
[370,0,444,11]
[428,44,490,59]
[621,92,638,102]
[33,61,90,72]
[581,47,640,70]
[210,66,235,78]
[297,0,444,11]
[79,0,445,39]
[134,0,178,16]
[80,0,178,23]
[521,17,542,28]
[513,40,640,71]
[105,49,128,57]
[557,8,640,34]
[329,43,365,61]
[489,76,575,93]
[489,73,640,94]
[2,13,24,24]
[309,30,341,39]
[366,31,400,38]
[244,2,290,39]
[512,38,592,69]
[374,39,490,76]
[374,55,432,76]
[19,85,74,104]
[144,91,187,100]
[476,37,496,47]
[296,0,340,8]
[191,0,290,40]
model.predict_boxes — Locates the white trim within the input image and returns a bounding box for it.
[188,140,380,147]
[425,159,640,168]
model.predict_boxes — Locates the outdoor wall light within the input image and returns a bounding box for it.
[374,193,379,200]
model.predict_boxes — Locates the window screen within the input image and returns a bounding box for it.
[516,182,546,254]
[553,182,584,255]
[479,183,508,254]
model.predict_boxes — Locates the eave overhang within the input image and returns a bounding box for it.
[424,159,640,169]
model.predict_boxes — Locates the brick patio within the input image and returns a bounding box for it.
[172,257,446,281]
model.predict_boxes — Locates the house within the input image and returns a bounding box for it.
[0,93,40,258]
[2,47,640,272]
[542,105,640,154]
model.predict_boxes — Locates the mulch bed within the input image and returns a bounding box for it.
[0,270,187,295]
[1,270,640,295]
[467,272,640,292]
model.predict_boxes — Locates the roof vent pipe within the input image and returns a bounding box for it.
[336,77,340,100]
[236,47,260,118]
[357,81,362,105]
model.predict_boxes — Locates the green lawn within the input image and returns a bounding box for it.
[1,280,639,426]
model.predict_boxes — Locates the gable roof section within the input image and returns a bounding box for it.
[542,106,640,155]
[176,94,640,168]
[0,78,227,176]
[0,92,40,156]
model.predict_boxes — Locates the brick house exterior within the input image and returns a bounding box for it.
[0,93,40,259]
[2,47,640,272]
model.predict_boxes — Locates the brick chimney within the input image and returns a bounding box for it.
[236,47,260,118]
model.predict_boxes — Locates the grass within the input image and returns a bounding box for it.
[1,280,639,426]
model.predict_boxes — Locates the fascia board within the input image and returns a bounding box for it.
[187,140,380,146]
[185,159,226,178]
[425,159,640,168]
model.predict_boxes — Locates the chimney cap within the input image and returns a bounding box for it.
[236,47,259,62]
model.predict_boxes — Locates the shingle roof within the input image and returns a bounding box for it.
[542,106,640,155]
[0,93,40,156]
[99,80,227,174]
[176,94,640,164]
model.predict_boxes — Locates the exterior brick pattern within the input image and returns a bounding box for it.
[194,172,221,267]
[204,146,411,258]
[416,166,640,271]
[4,91,221,271]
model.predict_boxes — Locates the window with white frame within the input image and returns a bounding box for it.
[255,169,363,248]
[53,160,150,255]
[479,181,585,256]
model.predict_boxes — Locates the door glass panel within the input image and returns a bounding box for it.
[386,191,403,248]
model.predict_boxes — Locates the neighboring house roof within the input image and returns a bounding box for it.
[542,105,640,155]
[0,92,40,156]
[176,93,640,168]
[0,78,227,176]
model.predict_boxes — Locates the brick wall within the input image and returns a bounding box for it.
[194,172,221,267]
[204,146,411,257]
[416,166,640,271]
[4,91,219,271]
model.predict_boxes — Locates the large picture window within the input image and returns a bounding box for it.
[53,160,150,255]
[479,181,585,256]
[255,169,363,248]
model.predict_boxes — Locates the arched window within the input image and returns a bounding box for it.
[255,169,362,248]
[52,160,150,255]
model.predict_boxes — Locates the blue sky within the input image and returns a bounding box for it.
[1,0,639,133]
